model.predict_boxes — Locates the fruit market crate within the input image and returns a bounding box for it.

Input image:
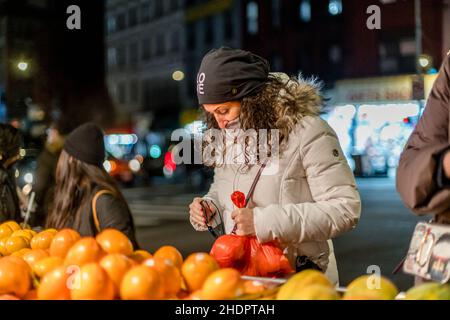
[238,275,354,300]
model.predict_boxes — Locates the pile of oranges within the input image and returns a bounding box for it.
[0,221,261,300]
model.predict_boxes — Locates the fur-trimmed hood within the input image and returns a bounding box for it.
[266,72,323,130]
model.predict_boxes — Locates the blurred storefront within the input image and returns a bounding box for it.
[325,73,438,177]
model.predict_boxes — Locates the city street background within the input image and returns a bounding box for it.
[1,0,449,295]
[126,176,426,291]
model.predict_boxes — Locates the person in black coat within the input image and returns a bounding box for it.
[0,124,22,223]
[32,118,73,227]
[45,123,139,249]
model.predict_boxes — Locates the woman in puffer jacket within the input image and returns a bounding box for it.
[188,47,361,284]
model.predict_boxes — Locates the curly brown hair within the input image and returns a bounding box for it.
[201,74,324,168]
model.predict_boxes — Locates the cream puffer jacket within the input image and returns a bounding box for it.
[190,76,361,284]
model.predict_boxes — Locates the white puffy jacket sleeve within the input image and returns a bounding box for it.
[253,117,361,244]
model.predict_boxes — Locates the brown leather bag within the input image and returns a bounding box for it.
[91,190,114,233]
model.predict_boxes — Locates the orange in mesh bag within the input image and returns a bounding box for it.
[210,191,294,277]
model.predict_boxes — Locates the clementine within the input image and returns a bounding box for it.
[37,266,72,300]
[120,265,164,300]
[32,256,64,278]
[96,229,133,255]
[99,254,134,297]
[154,245,183,269]
[30,231,55,250]
[201,268,244,300]
[143,257,181,296]
[0,256,32,298]
[0,224,13,239]
[22,249,49,269]
[4,221,20,232]
[129,250,152,263]
[181,253,219,292]
[49,229,81,258]
[5,236,30,255]
[70,263,115,300]
[64,237,104,267]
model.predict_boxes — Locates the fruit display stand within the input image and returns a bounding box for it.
[237,274,348,300]
[1,220,449,300]
[237,274,449,300]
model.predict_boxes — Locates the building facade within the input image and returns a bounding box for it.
[105,0,241,128]
[106,0,186,129]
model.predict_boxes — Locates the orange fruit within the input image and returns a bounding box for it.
[23,289,38,300]
[120,265,164,300]
[11,230,33,242]
[22,249,49,269]
[4,221,21,232]
[154,246,183,269]
[184,290,203,300]
[243,280,267,294]
[96,229,133,256]
[129,250,152,263]
[0,224,13,239]
[99,254,134,297]
[64,237,105,267]
[0,237,9,256]
[0,256,32,298]
[5,236,30,255]
[70,263,115,300]
[32,256,64,278]
[0,294,20,300]
[181,253,219,292]
[30,231,55,250]
[37,266,71,300]
[343,275,398,300]
[10,248,32,258]
[143,257,182,296]
[202,268,244,300]
[49,229,81,258]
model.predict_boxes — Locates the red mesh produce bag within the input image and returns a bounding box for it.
[209,190,294,277]
[209,234,248,269]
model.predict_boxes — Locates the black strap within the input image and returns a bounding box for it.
[231,159,269,235]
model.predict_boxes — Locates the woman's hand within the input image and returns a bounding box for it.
[231,208,255,236]
[189,197,216,228]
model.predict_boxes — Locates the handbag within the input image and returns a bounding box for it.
[402,220,450,283]
[91,189,114,234]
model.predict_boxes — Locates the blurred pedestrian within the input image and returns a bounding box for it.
[0,124,23,223]
[397,53,450,224]
[188,47,361,284]
[45,123,139,248]
[32,118,73,227]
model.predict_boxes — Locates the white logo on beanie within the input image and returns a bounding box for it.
[197,73,205,95]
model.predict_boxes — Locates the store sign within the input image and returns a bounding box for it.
[334,74,439,104]
[334,75,414,103]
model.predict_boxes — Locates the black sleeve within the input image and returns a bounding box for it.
[436,147,450,189]
[33,152,52,206]
[96,194,140,249]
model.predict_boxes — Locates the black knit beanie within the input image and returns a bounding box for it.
[196,47,270,105]
[63,123,105,167]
